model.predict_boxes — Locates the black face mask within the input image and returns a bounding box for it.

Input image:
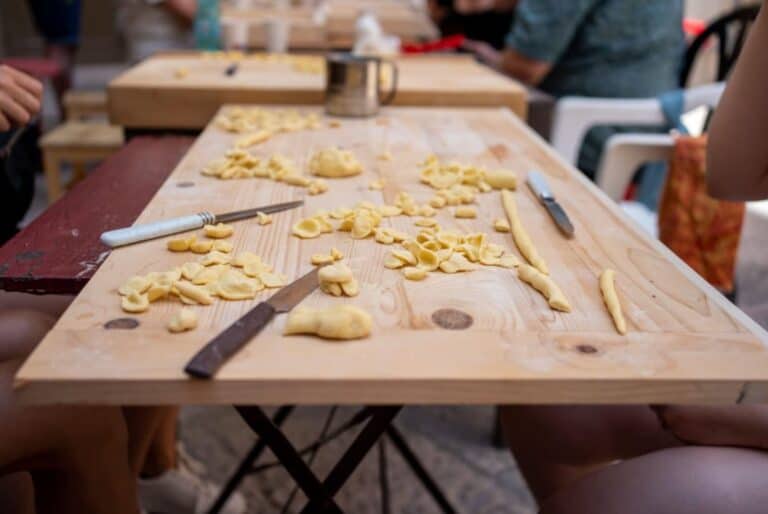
[0,120,39,244]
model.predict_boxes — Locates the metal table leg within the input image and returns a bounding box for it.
[386,424,459,514]
[208,406,295,514]
[228,405,457,514]
[235,406,345,514]
[299,406,402,513]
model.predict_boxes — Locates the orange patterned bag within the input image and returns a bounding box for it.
[658,135,745,293]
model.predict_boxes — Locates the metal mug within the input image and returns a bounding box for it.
[324,53,398,117]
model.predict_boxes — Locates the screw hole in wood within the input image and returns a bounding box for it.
[431,308,473,330]
[104,318,140,330]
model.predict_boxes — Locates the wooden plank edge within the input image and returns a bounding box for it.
[12,377,757,406]
[0,276,86,295]
[496,108,768,349]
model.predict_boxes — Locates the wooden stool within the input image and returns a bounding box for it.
[62,90,108,121]
[40,122,124,203]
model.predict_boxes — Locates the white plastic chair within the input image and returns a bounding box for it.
[549,83,725,236]
[550,82,725,170]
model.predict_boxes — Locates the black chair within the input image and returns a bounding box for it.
[680,4,761,87]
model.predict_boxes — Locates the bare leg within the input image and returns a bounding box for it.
[142,406,179,476]
[0,311,138,514]
[0,473,34,514]
[123,406,179,477]
[541,446,768,514]
[0,309,55,362]
[0,292,74,320]
[500,405,680,501]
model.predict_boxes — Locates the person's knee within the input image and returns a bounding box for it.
[666,447,768,510]
[500,405,609,466]
[0,310,57,362]
[543,447,768,514]
[501,405,668,467]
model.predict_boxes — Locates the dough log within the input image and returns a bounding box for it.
[600,269,627,334]
[518,264,571,312]
[501,189,548,275]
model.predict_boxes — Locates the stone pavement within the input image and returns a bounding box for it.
[181,406,534,513]
[180,205,768,514]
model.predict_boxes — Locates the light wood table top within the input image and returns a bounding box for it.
[15,106,768,406]
[108,53,528,129]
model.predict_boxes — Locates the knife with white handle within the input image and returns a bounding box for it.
[100,200,303,248]
[526,171,575,237]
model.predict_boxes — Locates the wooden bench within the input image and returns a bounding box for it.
[0,136,194,294]
[39,121,124,203]
[62,90,108,121]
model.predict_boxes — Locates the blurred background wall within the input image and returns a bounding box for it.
[0,0,124,61]
[0,0,759,63]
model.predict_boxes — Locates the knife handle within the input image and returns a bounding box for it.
[185,302,276,379]
[100,212,213,248]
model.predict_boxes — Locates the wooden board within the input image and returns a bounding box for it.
[108,54,528,129]
[220,7,327,50]
[0,137,193,294]
[15,106,768,406]
[220,1,438,49]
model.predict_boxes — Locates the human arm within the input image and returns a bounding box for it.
[462,39,551,86]
[0,65,43,132]
[464,0,595,86]
[707,6,768,201]
[654,405,768,450]
[454,0,518,14]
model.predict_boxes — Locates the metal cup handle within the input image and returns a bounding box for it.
[379,59,398,106]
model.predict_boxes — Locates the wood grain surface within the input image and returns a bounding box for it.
[108,54,528,129]
[15,107,768,405]
[220,0,438,49]
[0,137,194,294]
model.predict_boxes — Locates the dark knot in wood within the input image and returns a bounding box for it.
[576,344,598,355]
[104,317,140,330]
[176,181,196,188]
[431,308,473,330]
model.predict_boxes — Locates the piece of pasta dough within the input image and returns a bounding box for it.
[203,223,234,239]
[318,262,359,297]
[168,308,198,333]
[121,291,150,313]
[599,269,627,334]
[517,264,571,312]
[283,305,372,340]
[501,189,548,275]
[308,147,363,178]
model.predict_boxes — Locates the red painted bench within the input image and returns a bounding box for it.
[0,136,194,294]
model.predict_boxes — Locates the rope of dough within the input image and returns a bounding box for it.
[501,189,549,275]
[600,269,627,334]
[518,264,571,312]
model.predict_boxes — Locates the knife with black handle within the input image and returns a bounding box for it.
[184,267,320,379]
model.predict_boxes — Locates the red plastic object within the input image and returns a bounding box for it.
[683,18,707,38]
[402,34,466,54]
[1,58,62,79]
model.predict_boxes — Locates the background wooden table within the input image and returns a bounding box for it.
[108,54,528,129]
[15,106,768,406]
[220,0,438,50]
[0,137,193,294]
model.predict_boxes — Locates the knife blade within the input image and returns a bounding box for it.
[100,200,303,248]
[184,267,320,379]
[526,171,575,237]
